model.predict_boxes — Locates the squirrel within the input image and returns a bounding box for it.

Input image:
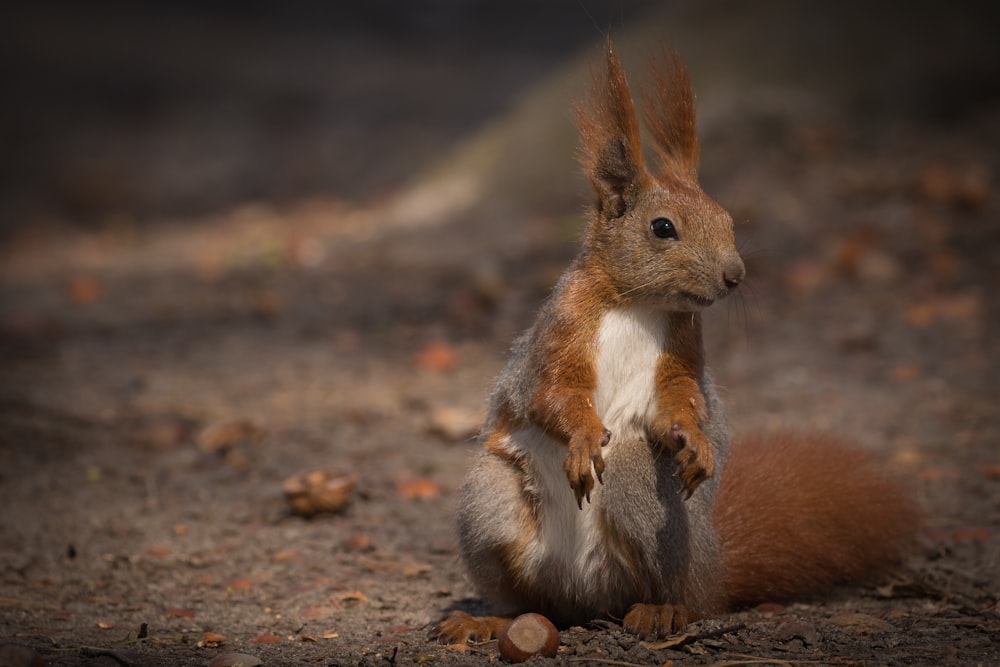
[434,41,920,644]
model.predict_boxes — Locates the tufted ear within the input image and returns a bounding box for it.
[641,47,700,182]
[575,39,650,219]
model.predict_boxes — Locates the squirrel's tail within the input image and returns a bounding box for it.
[713,432,921,609]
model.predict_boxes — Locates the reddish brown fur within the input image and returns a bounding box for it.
[527,262,619,506]
[624,603,691,639]
[642,47,700,181]
[433,612,509,645]
[714,433,921,609]
[575,40,651,219]
[570,42,719,498]
[651,312,714,494]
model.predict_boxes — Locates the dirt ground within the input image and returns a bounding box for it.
[1,3,998,666]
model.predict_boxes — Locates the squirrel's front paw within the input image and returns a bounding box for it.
[564,427,611,509]
[670,422,715,498]
[652,416,714,498]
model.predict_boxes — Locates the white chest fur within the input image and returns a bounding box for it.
[508,307,667,598]
[594,307,667,444]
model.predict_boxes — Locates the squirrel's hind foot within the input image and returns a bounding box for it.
[431,610,510,645]
[623,603,690,640]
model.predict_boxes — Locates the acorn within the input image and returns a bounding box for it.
[497,613,559,663]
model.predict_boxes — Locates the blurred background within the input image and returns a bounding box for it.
[1,0,998,451]
[2,1,997,231]
[1,2,998,661]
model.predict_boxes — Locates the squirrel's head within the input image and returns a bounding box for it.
[576,40,745,312]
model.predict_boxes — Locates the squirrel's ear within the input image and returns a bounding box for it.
[641,47,700,182]
[576,39,649,219]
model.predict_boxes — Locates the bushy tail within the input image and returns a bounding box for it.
[713,433,921,610]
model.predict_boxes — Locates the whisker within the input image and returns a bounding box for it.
[738,279,762,344]
[739,247,777,261]
[617,276,661,298]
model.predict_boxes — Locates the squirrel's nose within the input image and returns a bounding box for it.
[723,259,745,290]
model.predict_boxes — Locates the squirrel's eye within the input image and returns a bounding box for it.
[651,217,679,240]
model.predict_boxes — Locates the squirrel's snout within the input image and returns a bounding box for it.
[723,259,746,290]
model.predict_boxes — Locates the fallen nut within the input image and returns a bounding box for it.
[497,613,559,663]
[283,469,357,517]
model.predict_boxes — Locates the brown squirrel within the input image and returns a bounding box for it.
[434,41,920,643]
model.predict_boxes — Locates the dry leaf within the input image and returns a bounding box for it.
[336,590,368,606]
[361,555,396,574]
[397,478,441,500]
[890,365,921,383]
[414,341,457,372]
[951,526,992,543]
[300,605,335,620]
[164,608,195,620]
[343,533,373,552]
[426,406,483,442]
[144,544,171,559]
[270,549,298,563]
[930,250,960,281]
[126,415,193,451]
[919,164,953,202]
[250,288,283,318]
[402,562,432,578]
[642,633,693,650]
[829,612,896,634]
[952,169,991,210]
[228,578,254,591]
[197,419,263,453]
[96,621,115,629]
[937,293,981,321]
[904,303,936,327]
[250,634,282,644]
[834,225,879,277]
[68,275,102,305]
[783,259,829,295]
[283,469,357,517]
[200,632,226,648]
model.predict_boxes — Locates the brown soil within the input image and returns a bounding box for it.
[1,3,998,666]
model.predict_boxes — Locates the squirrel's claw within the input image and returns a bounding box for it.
[623,603,690,639]
[431,611,510,645]
[657,420,715,499]
[566,427,610,509]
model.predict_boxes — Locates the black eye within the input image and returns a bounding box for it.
[651,217,678,240]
